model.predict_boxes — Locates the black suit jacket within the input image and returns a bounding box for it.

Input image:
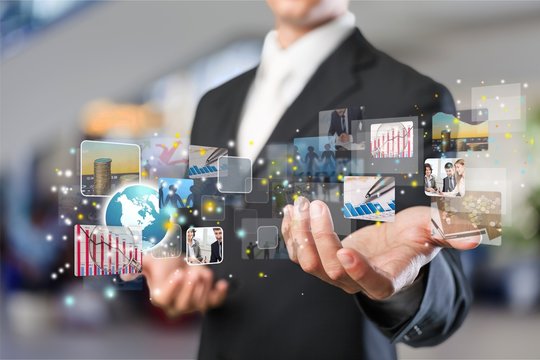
[190,29,471,360]
[210,240,222,263]
[328,107,363,136]
[442,175,456,192]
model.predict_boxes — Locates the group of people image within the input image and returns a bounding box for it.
[424,158,466,197]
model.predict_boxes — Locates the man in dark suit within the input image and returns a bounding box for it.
[442,162,457,192]
[128,1,476,359]
[210,227,223,263]
[327,107,363,150]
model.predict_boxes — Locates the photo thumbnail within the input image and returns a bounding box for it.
[431,191,502,246]
[74,225,143,276]
[185,227,224,265]
[432,110,489,153]
[158,178,194,211]
[424,158,466,197]
[188,145,228,178]
[343,176,396,222]
[80,140,140,197]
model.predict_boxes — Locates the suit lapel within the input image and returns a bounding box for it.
[266,29,376,144]
[226,29,376,158]
[215,68,258,156]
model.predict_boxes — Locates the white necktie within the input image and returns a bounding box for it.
[237,62,290,162]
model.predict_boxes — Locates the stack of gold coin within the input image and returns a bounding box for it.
[94,158,112,195]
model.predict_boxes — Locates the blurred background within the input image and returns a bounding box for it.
[1,1,539,359]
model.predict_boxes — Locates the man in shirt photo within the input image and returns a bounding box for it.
[124,0,478,358]
[442,161,457,193]
[210,227,223,264]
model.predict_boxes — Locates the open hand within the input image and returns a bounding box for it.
[281,197,479,300]
[121,256,228,317]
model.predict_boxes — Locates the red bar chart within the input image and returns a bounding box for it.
[74,225,143,277]
[370,121,414,159]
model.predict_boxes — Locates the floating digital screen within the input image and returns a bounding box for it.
[432,111,489,154]
[158,178,194,211]
[472,83,525,133]
[431,191,502,246]
[80,140,141,197]
[185,227,223,265]
[424,158,466,197]
[351,116,420,177]
[370,121,414,159]
[241,218,286,260]
[293,136,337,181]
[74,225,143,277]
[218,156,252,193]
[343,176,395,222]
[318,106,365,151]
[188,145,227,179]
[139,136,189,182]
[257,226,279,249]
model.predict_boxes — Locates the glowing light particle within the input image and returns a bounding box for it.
[64,296,75,307]
[104,287,116,299]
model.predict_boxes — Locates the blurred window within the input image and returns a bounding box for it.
[1,0,95,56]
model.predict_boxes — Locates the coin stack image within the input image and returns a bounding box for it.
[94,158,112,195]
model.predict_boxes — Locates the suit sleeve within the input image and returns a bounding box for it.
[354,83,473,347]
[328,114,337,136]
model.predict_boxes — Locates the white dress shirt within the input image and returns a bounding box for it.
[236,12,356,162]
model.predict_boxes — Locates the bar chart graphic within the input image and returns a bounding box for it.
[370,121,414,159]
[74,225,143,277]
[343,176,396,222]
[188,164,218,176]
[188,145,228,179]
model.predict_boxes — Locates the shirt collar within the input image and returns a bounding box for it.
[258,11,356,79]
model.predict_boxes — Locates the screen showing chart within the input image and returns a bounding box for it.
[74,225,143,276]
[370,121,414,159]
[343,176,396,222]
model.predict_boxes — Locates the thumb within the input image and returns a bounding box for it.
[120,272,142,282]
[336,248,395,299]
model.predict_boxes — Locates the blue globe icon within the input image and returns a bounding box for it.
[105,184,169,250]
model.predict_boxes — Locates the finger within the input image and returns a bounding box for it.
[291,197,323,276]
[430,229,482,250]
[174,269,200,313]
[195,269,213,313]
[309,201,347,283]
[191,281,208,313]
[442,235,482,250]
[150,268,184,309]
[120,273,141,282]
[281,204,297,262]
[207,279,229,308]
[336,248,394,299]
